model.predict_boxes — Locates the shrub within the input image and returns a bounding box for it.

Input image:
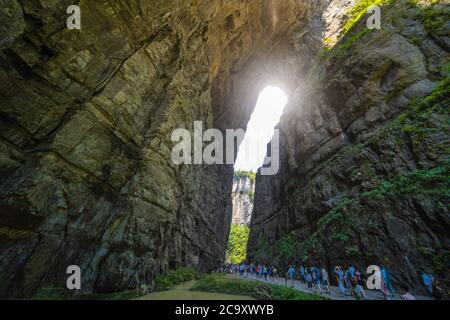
[234,170,256,183]
[153,267,199,291]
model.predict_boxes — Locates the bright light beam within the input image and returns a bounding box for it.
[234,86,288,172]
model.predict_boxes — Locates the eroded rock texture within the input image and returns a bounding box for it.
[0,0,448,298]
[231,175,255,226]
[0,0,308,297]
[248,0,449,294]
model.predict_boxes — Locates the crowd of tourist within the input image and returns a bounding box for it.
[220,262,447,300]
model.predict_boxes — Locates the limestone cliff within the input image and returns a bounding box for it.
[0,0,448,298]
[248,0,449,294]
[231,173,255,226]
[0,0,306,297]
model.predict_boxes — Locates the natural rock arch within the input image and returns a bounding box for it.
[0,0,448,298]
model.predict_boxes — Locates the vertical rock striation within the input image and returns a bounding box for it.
[248,0,449,294]
[231,174,255,226]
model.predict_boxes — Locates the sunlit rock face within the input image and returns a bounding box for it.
[231,176,255,226]
[0,0,312,297]
[248,0,449,294]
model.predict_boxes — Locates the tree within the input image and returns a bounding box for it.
[226,224,250,264]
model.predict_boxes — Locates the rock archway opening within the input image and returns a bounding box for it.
[235,86,288,173]
[225,85,288,265]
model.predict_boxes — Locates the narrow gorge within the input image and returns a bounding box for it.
[231,171,255,226]
[0,0,448,298]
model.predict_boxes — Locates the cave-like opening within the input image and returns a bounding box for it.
[225,85,288,265]
[235,86,288,172]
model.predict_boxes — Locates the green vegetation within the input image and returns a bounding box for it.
[279,162,449,262]
[324,0,392,56]
[421,8,449,34]
[318,0,449,63]
[322,73,449,171]
[234,170,256,183]
[226,224,250,264]
[154,267,200,291]
[252,234,271,262]
[408,0,450,35]
[302,74,449,256]
[341,0,392,36]
[416,245,450,274]
[191,274,326,300]
[277,231,298,260]
[335,28,374,56]
[248,190,255,202]
[0,226,33,240]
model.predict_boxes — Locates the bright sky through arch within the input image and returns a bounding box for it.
[234,86,288,172]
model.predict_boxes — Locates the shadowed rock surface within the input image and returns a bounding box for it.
[0,0,308,298]
[247,0,449,294]
[0,0,448,298]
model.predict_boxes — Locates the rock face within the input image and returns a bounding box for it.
[248,0,449,294]
[0,0,308,298]
[0,0,448,298]
[231,175,255,226]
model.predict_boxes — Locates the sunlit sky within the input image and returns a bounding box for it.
[234,86,288,172]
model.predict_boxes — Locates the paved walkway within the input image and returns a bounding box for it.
[233,273,433,300]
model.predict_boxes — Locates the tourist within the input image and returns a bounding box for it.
[348,265,356,279]
[300,265,305,283]
[376,267,390,299]
[344,268,354,296]
[305,268,313,289]
[421,270,434,296]
[314,266,322,294]
[335,266,347,295]
[284,270,288,286]
[355,267,367,299]
[268,266,273,279]
[321,267,330,294]
[311,267,318,291]
[263,265,268,280]
[380,266,395,296]
[288,265,296,288]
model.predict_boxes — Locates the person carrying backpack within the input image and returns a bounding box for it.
[287,265,296,288]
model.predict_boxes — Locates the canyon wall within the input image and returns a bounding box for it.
[0,0,308,297]
[248,0,449,294]
[0,0,448,298]
[231,173,255,226]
